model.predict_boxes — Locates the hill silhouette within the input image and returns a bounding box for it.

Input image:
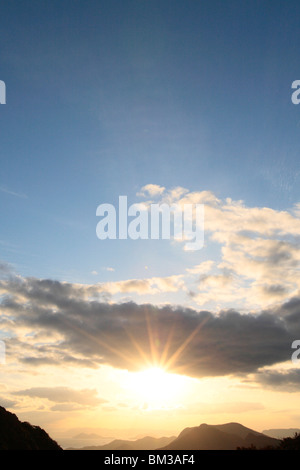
[68,435,176,450]
[277,433,300,450]
[263,428,300,439]
[1,407,296,451]
[72,432,107,440]
[0,406,62,450]
[237,434,300,450]
[159,422,280,450]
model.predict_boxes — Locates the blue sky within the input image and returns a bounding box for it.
[0,0,300,281]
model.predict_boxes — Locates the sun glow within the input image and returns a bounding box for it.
[123,367,189,409]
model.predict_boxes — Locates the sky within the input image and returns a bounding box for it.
[1,0,300,445]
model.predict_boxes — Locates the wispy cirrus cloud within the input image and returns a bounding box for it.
[0,186,28,199]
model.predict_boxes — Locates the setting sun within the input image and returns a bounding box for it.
[122,367,189,409]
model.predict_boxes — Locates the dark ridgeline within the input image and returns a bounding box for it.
[159,423,280,450]
[0,406,62,450]
[270,433,300,451]
[263,428,300,439]
[1,405,299,451]
[68,435,177,450]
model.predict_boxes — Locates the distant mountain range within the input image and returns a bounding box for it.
[0,406,62,450]
[159,423,280,450]
[263,428,300,439]
[0,405,288,450]
[72,432,110,440]
[68,435,176,450]
[69,422,280,451]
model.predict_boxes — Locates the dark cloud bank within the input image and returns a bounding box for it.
[0,276,299,381]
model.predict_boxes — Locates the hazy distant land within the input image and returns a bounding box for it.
[2,405,300,450]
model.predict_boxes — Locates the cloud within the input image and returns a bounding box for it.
[253,369,300,392]
[182,401,265,415]
[19,355,99,369]
[0,261,14,278]
[13,387,107,407]
[0,186,28,199]
[0,272,298,379]
[2,183,300,383]
[256,284,288,301]
[137,184,300,308]
[0,272,185,304]
[95,275,185,296]
[186,261,214,275]
[137,184,165,198]
[50,403,84,412]
[0,397,18,408]
[93,183,300,310]
[199,273,232,288]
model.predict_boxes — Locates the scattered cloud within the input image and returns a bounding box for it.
[0,397,18,408]
[13,387,107,407]
[135,184,300,308]
[253,369,300,392]
[1,185,300,392]
[50,403,85,412]
[186,261,214,275]
[98,275,185,296]
[137,184,165,198]
[0,271,298,382]
[0,261,14,278]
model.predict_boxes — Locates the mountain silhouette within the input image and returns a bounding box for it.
[0,406,62,450]
[0,407,286,451]
[159,422,280,450]
[68,435,176,450]
[277,433,300,450]
[263,428,300,439]
[72,432,108,440]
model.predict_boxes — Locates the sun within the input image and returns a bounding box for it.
[122,366,189,409]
